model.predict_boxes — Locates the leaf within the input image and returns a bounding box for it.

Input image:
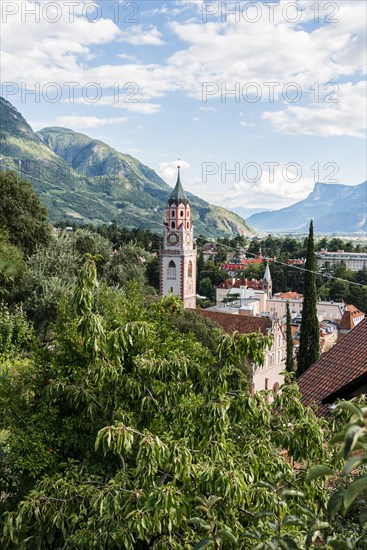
[359,508,367,526]
[281,535,299,550]
[342,456,365,476]
[343,476,367,513]
[254,511,277,521]
[327,490,344,522]
[188,518,210,530]
[305,465,334,482]
[305,529,323,548]
[207,495,222,508]
[254,481,274,490]
[216,529,237,544]
[343,425,364,458]
[194,539,214,549]
[336,401,364,420]
[280,489,304,498]
[327,539,355,549]
[283,515,307,527]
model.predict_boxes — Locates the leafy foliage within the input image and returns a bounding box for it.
[0,258,332,549]
[0,171,51,256]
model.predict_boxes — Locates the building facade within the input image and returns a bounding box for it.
[317,251,367,271]
[160,167,197,309]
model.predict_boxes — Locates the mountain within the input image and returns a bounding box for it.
[0,97,253,238]
[247,182,367,233]
[231,206,271,219]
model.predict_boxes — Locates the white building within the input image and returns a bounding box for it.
[317,250,367,271]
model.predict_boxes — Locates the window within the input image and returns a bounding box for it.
[167,260,176,280]
[180,211,184,217]
[187,222,190,229]
[188,260,193,278]
[171,221,175,229]
[265,378,269,390]
[171,210,175,216]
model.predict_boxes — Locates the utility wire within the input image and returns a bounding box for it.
[2,163,366,289]
[200,240,367,288]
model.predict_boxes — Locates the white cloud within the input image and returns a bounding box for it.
[158,160,191,182]
[1,0,366,138]
[262,81,367,138]
[55,115,128,129]
[120,25,165,46]
[29,115,128,131]
[224,166,315,210]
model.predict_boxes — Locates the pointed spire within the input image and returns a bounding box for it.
[168,164,189,206]
[264,262,272,282]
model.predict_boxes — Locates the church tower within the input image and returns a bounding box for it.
[160,166,197,309]
[262,262,272,299]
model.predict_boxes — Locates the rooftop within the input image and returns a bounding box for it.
[195,309,271,335]
[274,292,304,300]
[168,166,189,206]
[339,304,365,331]
[217,278,262,290]
[298,318,367,416]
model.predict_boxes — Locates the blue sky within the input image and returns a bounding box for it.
[1,0,366,213]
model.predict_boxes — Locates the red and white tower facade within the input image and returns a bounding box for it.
[160,166,197,309]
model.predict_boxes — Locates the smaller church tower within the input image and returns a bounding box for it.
[262,262,272,298]
[160,166,197,309]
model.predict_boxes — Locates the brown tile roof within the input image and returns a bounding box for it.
[339,304,365,331]
[298,318,367,416]
[274,292,303,300]
[195,309,271,335]
[217,279,262,290]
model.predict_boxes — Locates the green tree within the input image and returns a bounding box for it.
[146,255,160,290]
[297,221,319,377]
[285,301,295,373]
[0,259,330,549]
[0,233,25,297]
[0,172,51,256]
[102,243,148,290]
[215,245,227,264]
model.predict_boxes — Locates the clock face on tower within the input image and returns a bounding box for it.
[167,232,179,246]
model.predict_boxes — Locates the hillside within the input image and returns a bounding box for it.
[0,97,253,238]
[247,181,367,233]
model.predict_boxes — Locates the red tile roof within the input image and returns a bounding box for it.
[195,309,271,335]
[298,318,367,416]
[339,304,365,331]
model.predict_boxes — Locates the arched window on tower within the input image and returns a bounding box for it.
[167,260,176,280]
[171,221,176,229]
[188,260,193,279]
[180,210,184,217]
[187,222,190,229]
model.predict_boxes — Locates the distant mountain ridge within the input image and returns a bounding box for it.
[0,97,253,238]
[247,181,367,233]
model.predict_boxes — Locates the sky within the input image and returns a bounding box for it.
[1,0,366,214]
